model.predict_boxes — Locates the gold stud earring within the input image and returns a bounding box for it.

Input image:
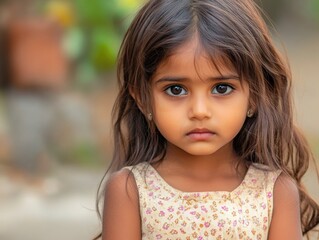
[247,109,254,118]
[147,113,152,121]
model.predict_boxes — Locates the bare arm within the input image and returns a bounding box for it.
[268,174,302,240]
[102,169,141,240]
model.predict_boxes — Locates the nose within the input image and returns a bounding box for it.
[188,94,212,120]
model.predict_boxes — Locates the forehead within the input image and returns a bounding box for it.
[154,37,237,78]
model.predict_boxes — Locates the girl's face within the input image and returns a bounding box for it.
[150,38,250,157]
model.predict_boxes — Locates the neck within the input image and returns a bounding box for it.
[160,143,241,178]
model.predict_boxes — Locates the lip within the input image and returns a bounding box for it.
[186,128,215,140]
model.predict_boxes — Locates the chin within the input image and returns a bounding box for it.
[184,147,222,156]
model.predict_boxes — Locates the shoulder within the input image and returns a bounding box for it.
[105,161,149,191]
[102,168,141,239]
[272,173,300,219]
[268,172,302,239]
[273,173,299,202]
[104,167,138,203]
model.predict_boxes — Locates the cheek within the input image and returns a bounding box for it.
[153,111,182,131]
[217,99,249,128]
[153,104,185,138]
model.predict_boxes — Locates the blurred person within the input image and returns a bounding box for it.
[94,0,319,239]
[2,16,69,194]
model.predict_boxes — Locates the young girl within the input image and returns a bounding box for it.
[96,0,319,239]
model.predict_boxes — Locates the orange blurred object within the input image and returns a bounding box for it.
[6,18,69,89]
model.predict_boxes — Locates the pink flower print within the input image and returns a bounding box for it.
[168,206,174,212]
[251,178,257,184]
[190,211,196,215]
[267,192,272,198]
[204,222,210,228]
[201,206,208,213]
[156,234,162,239]
[235,190,242,196]
[178,206,184,211]
[159,211,165,217]
[148,192,154,197]
[221,206,229,211]
[193,193,200,198]
[233,220,237,227]
[146,208,152,214]
[260,203,266,209]
[163,223,169,230]
[218,220,225,228]
[198,237,203,240]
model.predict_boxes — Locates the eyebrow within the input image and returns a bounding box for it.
[154,75,240,84]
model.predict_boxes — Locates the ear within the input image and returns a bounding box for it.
[247,100,257,116]
[129,87,147,115]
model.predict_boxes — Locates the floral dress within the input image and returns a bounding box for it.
[126,162,281,240]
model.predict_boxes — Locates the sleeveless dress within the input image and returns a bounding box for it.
[126,162,281,240]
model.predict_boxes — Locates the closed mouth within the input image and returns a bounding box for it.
[186,128,214,135]
[186,128,216,141]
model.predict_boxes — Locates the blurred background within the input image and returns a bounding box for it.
[0,0,318,239]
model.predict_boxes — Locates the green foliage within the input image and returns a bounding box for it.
[254,0,286,22]
[89,28,120,71]
[71,0,140,72]
[308,0,319,22]
[44,0,142,87]
[55,141,103,168]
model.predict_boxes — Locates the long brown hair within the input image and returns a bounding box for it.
[94,0,319,238]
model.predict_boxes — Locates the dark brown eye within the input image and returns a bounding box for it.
[165,85,187,96]
[212,84,233,95]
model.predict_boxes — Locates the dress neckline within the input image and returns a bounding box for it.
[145,162,253,199]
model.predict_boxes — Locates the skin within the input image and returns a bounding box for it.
[150,37,250,192]
[102,37,302,239]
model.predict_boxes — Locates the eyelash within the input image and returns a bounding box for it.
[164,84,235,96]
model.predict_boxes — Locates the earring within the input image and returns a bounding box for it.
[147,113,152,121]
[247,109,254,118]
